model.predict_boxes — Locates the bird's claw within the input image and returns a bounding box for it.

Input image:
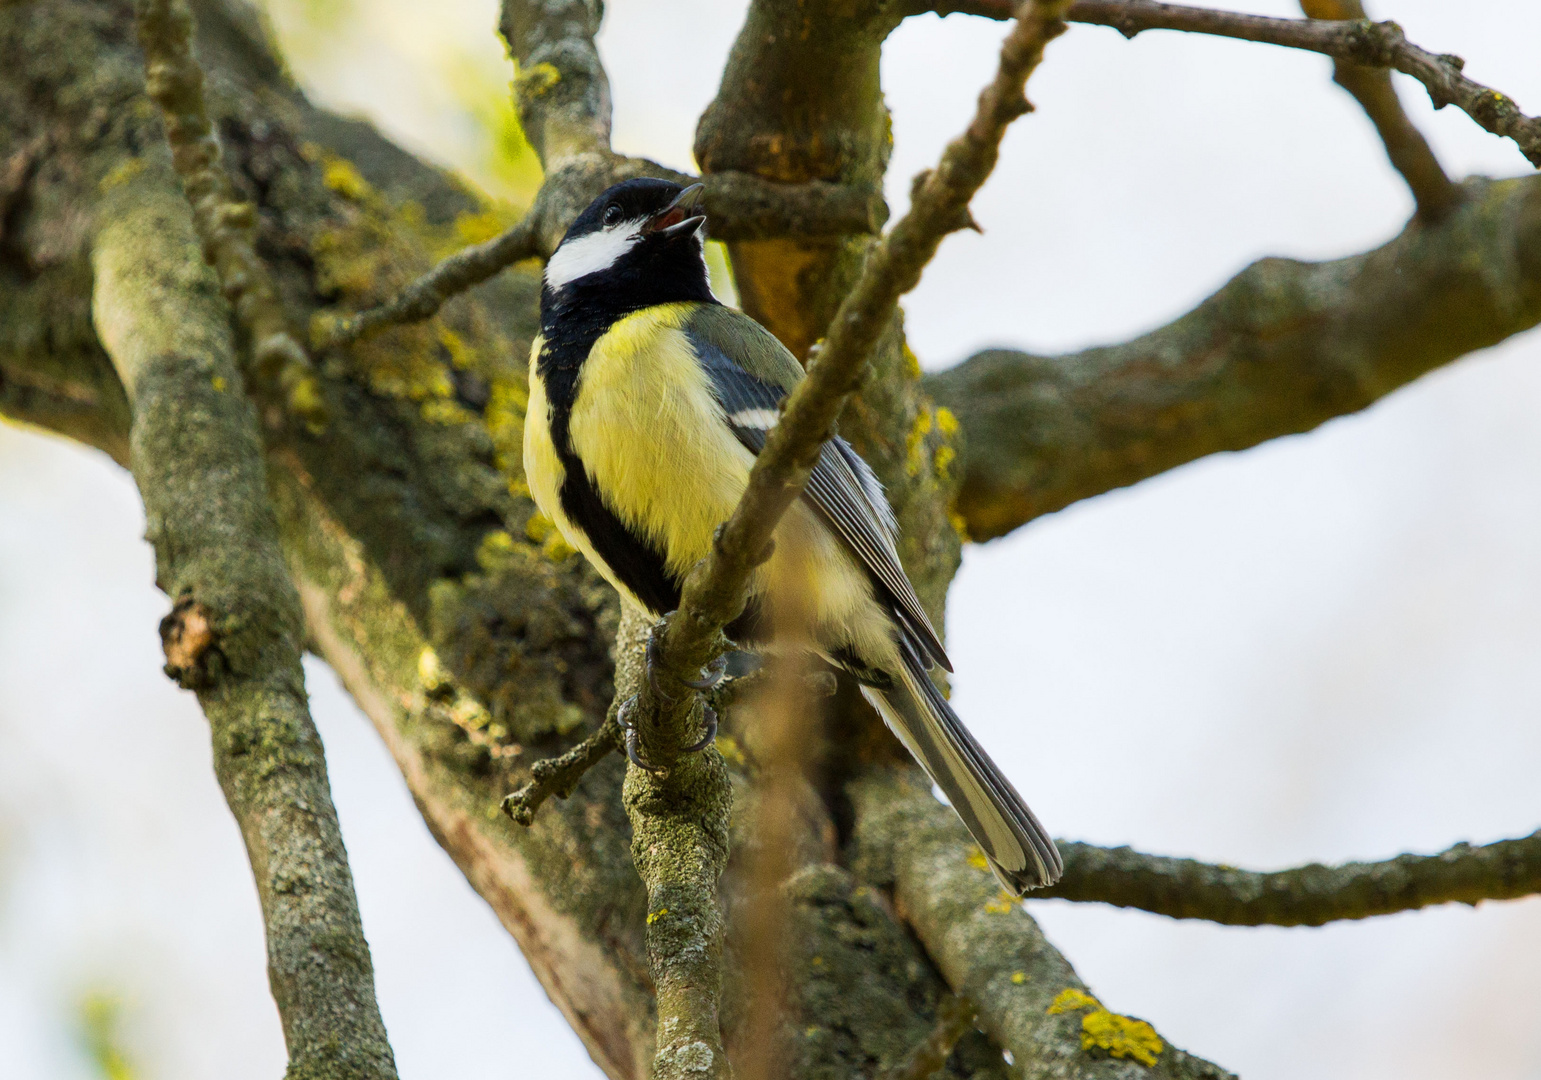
[679,655,728,691]
[618,698,666,774]
[682,705,718,753]
[617,697,716,768]
[646,626,728,695]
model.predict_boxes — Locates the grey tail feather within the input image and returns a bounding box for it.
[862,642,1062,894]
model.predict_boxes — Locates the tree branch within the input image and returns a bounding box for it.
[951,0,1541,168]
[136,0,326,428]
[1039,831,1541,926]
[91,177,397,1079]
[501,708,620,825]
[851,767,1235,1080]
[928,174,1541,541]
[1298,0,1460,222]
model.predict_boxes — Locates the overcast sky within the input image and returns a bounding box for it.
[3,2,1539,1078]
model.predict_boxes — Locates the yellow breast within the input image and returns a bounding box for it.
[567,304,753,580]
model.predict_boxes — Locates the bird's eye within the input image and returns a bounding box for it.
[602,204,624,227]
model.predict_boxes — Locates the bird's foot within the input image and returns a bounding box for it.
[682,705,718,753]
[646,631,728,696]
[617,697,666,774]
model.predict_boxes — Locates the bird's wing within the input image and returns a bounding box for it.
[684,313,951,671]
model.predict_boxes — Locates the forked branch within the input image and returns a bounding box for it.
[949,0,1541,168]
[1298,0,1459,222]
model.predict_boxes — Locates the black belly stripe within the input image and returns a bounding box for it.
[554,438,681,616]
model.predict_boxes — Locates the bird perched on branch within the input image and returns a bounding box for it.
[523,177,1062,893]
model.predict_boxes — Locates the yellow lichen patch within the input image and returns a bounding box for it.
[475,529,521,574]
[516,61,561,99]
[323,157,372,202]
[453,208,510,247]
[211,375,227,392]
[484,375,531,476]
[933,443,956,480]
[438,323,476,370]
[421,398,476,426]
[1081,1009,1163,1066]
[810,956,824,967]
[1047,989,1100,1015]
[934,406,959,439]
[1011,972,1028,985]
[99,156,146,192]
[902,342,923,380]
[947,508,971,544]
[966,846,991,873]
[714,734,746,768]
[647,908,669,926]
[906,408,933,477]
[931,406,960,481]
[983,891,1017,914]
[1047,988,1163,1067]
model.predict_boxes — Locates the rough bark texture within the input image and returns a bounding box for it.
[3,0,1539,1077]
[92,173,395,1077]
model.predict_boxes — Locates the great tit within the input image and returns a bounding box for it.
[524,177,1062,892]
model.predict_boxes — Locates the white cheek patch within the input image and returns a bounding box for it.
[545,220,645,290]
[729,408,780,430]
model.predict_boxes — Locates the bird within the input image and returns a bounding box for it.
[523,176,1062,893]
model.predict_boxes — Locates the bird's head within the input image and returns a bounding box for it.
[542,178,711,312]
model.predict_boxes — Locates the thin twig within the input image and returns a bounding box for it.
[1039,830,1541,926]
[500,712,620,825]
[1299,0,1460,222]
[882,995,979,1080]
[952,0,1541,169]
[314,215,541,350]
[313,172,883,351]
[136,0,327,428]
[644,0,1072,717]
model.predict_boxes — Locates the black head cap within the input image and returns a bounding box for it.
[542,178,711,317]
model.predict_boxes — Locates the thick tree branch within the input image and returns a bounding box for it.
[852,767,1234,1080]
[1039,830,1541,926]
[136,0,326,428]
[929,174,1541,541]
[1299,0,1459,222]
[91,178,397,1080]
[952,0,1541,168]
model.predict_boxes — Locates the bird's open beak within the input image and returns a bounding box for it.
[646,183,706,239]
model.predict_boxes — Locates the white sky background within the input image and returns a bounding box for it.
[2,1,1540,1077]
